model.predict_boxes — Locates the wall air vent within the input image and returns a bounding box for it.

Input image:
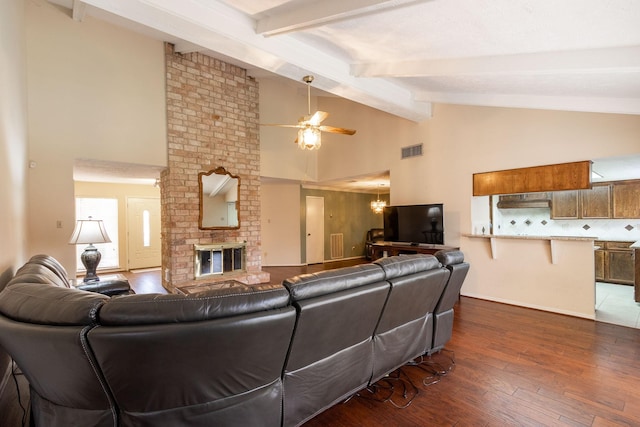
[401,143,423,159]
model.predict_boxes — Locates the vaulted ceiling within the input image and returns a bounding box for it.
[51,0,640,122]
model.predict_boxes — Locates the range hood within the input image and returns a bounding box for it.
[497,193,551,209]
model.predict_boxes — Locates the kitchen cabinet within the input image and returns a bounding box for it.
[551,190,579,219]
[497,192,551,208]
[612,180,640,219]
[581,184,611,218]
[550,184,611,219]
[594,242,605,281]
[595,241,635,285]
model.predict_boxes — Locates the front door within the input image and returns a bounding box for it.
[127,197,161,270]
[305,196,324,264]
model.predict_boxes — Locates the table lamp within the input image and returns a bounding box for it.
[68,217,111,282]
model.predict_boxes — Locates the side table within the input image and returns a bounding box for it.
[75,273,133,296]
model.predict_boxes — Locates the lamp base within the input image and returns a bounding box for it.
[81,244,102,282]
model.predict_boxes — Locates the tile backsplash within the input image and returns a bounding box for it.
[493,208,640,242]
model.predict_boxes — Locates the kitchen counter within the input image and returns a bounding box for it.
[462,233,598,264]
[463,233,597,241]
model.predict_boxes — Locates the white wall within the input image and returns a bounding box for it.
[0,0,28,285]
[25,2,167,273]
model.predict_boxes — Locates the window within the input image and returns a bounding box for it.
[143,209,150,247]
[74,198,119,271]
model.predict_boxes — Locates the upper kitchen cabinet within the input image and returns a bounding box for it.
[612,180,640,219]
[551,184,610,219]
[497,192,551,209]
[551,190,579,219]
[581,184,611,219]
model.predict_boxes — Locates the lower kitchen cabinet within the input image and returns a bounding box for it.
[595,241,635,285]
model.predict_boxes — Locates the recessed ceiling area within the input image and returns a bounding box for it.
[591,154,640,183]
[73,159,164,186]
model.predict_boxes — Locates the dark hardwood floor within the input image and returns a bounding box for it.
[3,261,640,426]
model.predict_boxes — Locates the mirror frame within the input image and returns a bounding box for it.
[198,166,241,230]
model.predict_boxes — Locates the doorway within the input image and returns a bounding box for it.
[305,196,324,264]
[127,197,161,270]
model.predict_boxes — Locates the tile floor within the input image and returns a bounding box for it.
[595,282,640,329]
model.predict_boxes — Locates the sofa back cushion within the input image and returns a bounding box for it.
[8,262,70,288]
[28,254,71,285]
[98,282,290,325]
[374,253,441,279]
[0,282,108,325]
[284,263,385,301]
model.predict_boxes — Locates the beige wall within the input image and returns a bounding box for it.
[316,102,640,317]
[74,181,160,273]
[17,2,640,317]
[259,78,319,181]
[0,0,28,280]
[25,2,167,274]
[259,80,640,317]
[261,181,302,266]
[0,0,28,382]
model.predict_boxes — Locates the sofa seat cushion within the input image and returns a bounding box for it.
[98,283,291,325]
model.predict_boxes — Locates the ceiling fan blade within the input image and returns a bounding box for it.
[308,111,329,125]
[260,123,303,129]
[318,125,356,135]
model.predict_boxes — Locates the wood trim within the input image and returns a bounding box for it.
[473,160,592,196]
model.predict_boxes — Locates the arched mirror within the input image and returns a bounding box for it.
[199,167,240,230]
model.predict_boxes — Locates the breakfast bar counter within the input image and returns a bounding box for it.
[463,233,597,264]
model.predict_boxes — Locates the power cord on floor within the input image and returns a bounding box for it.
[11,359,27,427]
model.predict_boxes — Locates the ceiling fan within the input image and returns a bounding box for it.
[261,75,356,150]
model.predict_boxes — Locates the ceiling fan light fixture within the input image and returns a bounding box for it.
[298,126,321,150]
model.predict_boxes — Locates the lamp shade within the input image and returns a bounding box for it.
[68,218,111,245]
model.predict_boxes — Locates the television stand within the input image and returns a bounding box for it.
[370,242,459,261]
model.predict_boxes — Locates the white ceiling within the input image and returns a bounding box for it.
[53,0,640,189]
[51,0,640,120]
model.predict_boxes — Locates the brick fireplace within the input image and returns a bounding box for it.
[161,43,269,292]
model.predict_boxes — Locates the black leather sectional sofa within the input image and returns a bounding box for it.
[0,251,468,427]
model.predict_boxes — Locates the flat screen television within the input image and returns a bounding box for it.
[383,204,444,245]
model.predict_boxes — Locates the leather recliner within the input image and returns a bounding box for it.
[365,228,385,260]
[281,264,390,427]
[370,254,450,383]
[0,283,116,427]
[89,283,296,427]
